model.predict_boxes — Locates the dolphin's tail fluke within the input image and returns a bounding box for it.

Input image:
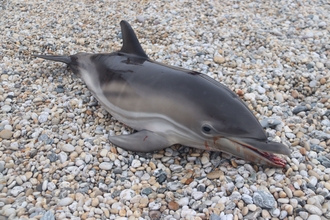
[32,54,71,64]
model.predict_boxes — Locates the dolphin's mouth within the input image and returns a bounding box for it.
[243,143,287,167]
[232,139,287,167]
[208,137,289,167]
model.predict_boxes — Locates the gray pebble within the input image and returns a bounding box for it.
[58,152,67,163]
[120,189,135,202]
[192,191,204,200]
[99,162,113,170]
[131,159,141,168]
[210,214,221,220]
[141,188,153,196]
[167,182,183,191]
[58,197,73,206]
[293,106,308,114]
[253,190,275,208]
[40,210,55,220]
[47,153,58,162]
[1,105,11,112]
[61,144,75,152]
[242,194,253,204]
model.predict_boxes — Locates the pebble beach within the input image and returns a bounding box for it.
[0,0,330,219]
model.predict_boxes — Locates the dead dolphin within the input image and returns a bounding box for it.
[33,20,290,167]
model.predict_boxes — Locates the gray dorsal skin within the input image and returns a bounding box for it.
[33,20,291,167]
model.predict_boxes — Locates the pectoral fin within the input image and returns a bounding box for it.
[109,130,170,152]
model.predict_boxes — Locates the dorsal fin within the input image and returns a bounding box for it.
[119,20,148,58]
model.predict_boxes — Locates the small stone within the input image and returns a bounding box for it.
[136,15,145,23]
[247,204,257,211]
[92,198,99,207]
[210,214,221,220]
[291,90,299,98]
[167,182,183,191]
[1,105,11,112]
[120,189,135,202]
[261,210,271,218]
[141,188,153,196]
[178,197,189,206]
[131,159,141,168]
[318,21,327,28]
[192,191,204,200]
[283,187,293,198]
[253,190,275,208]
[242,194,253,204]
[139,197,149,208]
[61,144,75,152]
[293,190,304,197]
[271,208,280,217]
[304,204,322,215]
[315,62,324,69]
[41,210,55,220]
[275,92,284,102]
[58,197,74,206]
[58,152,68,163]
[307,214,321,220]
[207,171,222,179]
[100,149,108,157]
[25,172,32,180]
[2,207,16,217]
[168,201,179,210]
[244,93,256,101]
[99,162,113,170]
[10,186,24,196]
[293,106,308,114]
[38,112,49,123]
[77,38,85,45]
[257,86,266,94]
[149,201,161,210]
[149,210,161,220]
[242,207,249,216]
[0,129,13,139]
[214,55,225,64]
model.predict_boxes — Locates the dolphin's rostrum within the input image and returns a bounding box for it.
[33,20,290,167]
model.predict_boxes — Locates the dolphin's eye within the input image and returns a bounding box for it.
[202,125,212,134]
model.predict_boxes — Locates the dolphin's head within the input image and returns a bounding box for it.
[175,74,290,167]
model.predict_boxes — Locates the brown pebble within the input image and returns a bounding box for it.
[236,89,244,96]
[207,171,222,179]
[168,201,179,210]
[291,90,299,98]
[110,147,117,154]
[92,198,99,207]
[296,131,304,138]
[149,210,161,220]
[242,206,248,216]
[214,55,225,64]
[320,78,326,85]
[300,148,307,155]
[262,210,271,218]
[149,161,156,170]
[279,191,287,198]
[231,160,238,168]
[320,97,328,103]
[293,190,304,197]
[185,178,194,185]
[119,209,126,217]
[81,212,89,220]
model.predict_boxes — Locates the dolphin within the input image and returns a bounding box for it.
[33,20,290,167]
